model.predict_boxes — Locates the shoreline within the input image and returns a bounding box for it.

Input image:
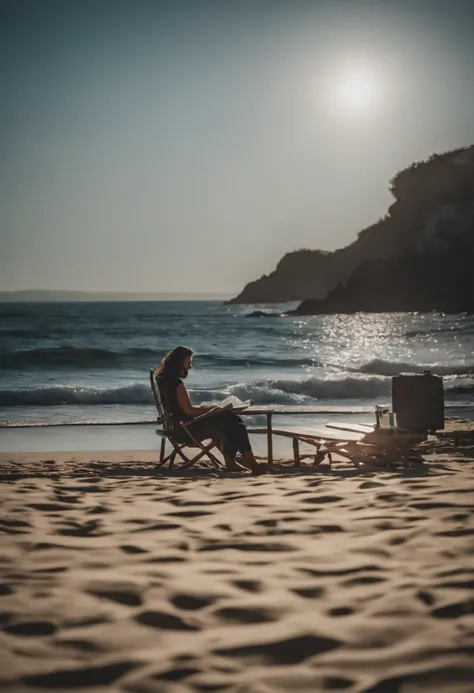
[2,411,473,455]
[1,417,473,478]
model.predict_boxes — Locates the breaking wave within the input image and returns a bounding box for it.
[2,374,470,408]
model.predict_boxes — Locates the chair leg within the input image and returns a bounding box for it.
[200,439,220,467]
[173,444,193,466]
[182,442,219,470]
[156,441,191,469]
[181,448,208,470]
[155,433,223,471]
[203,443,221,468]
[154,448,176,468]
[154,437,184,469]
[181,425,222,468]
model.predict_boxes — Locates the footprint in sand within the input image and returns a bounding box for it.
[417,590,435,606]
[135,610,199,631]
[69,485,105,493]
[291,586,325,599]
[305,495,344,504]
[33,566,68,574]
[149,665,202,682]
[132,522,181,532]
[343,575,386,587]
[171,593,215,610]
[318,524,344,532]
[432,599,474,619]
[254,518,278,527]
[328,606,355,616]
[145,555,187,563]
[26,502,71,511]
[438,579,474,590]
[0,518,31,534]
[232,579,264,593]
[4,620,57,636]
[22,661,136,688]
[119,544,149,554]
[436,528,474,537]
[57,520,104,537]
[214,633,340,665]
[55,637,105,653]
[199,541,296,552]
[86,581,143,606]
[54,494,80,504]
[214,605,278,624]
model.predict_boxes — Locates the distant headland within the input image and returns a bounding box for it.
[0,290,234,302]
[228,145,474,314]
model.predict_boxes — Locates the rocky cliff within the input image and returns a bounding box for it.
[289,247,473,315]
[228,145,474,312]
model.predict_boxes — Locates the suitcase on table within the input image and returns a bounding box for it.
[392,372,444,433]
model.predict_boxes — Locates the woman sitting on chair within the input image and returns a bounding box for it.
[155,345,270,475]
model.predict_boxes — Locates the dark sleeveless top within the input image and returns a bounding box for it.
[156,375,193,422]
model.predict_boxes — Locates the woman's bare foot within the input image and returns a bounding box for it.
[251,462,278,475]
[240,450,271,475]
[250,463,268,476]
[223,454,247,473]
[225,461,247,472]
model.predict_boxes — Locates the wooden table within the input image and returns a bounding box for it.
[238,407,328,466]
[238,408,425,467]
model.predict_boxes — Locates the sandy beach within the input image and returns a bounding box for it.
[1,420,473,693]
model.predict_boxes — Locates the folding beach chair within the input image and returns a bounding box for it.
[149,370,223,469]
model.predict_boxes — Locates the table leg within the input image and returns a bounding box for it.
[293,438,300,467]
[266,413,273,465]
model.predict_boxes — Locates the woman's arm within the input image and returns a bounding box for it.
[176,383,221,417]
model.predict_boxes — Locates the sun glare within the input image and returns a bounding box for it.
[334,69,379,114]
[340,74,375,108]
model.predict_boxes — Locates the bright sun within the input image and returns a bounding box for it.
[337,71,377,111]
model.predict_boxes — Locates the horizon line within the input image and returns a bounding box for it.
[0,289,236,302]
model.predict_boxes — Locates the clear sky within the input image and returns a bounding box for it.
[1,0,473,294]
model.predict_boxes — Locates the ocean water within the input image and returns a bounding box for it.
[0,301,473,435]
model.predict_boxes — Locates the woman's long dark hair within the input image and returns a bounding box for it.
[155,345,194,378]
